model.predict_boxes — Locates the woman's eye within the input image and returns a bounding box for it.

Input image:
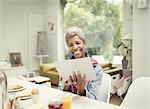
[68,44,73,47]
[76,42,81,45]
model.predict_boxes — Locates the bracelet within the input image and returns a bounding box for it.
[78,89,86,96]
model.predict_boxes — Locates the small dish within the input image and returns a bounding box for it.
[8,84,26,92]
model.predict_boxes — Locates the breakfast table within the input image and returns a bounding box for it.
[7,77,121,109]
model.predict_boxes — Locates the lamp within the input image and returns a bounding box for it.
[35,31,49,65]
[36,31,48,55]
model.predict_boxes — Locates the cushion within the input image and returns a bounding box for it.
[100,63,112,69]
[41,63,56,73]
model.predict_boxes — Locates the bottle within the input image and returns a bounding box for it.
[58,78,64,90]
[0,70,7,109]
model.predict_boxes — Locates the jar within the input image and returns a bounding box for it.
[48,98,63,109]
[0,70,7,109]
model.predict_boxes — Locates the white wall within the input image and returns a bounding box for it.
[0,0,61,70]
[44,0,61,62]
[58,2,65,60]
[123,0,132,35]
[1,1,46,69]
[0,2,4,61]
[148,9,150,77]
[132,0,150,80]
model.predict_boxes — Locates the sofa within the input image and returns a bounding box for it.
[39,63,60,85]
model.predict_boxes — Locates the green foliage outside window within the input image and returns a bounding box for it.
[63,0,123,61]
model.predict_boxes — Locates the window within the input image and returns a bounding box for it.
[63,0,123,62]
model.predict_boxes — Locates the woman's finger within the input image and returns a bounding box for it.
[69,75,73,85]
[77,71,81,81]
[72,71,77,82]
[63,82,69,91]
[82,73,86,80]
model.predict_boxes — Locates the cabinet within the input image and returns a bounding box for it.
[104,68,122,94]
[1,66,26,77]
[104,68,132,97]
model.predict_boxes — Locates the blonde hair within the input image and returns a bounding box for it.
[65,27,86,45]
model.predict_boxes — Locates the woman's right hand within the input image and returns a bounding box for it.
[62,71,86,95]
[70,71,86,95]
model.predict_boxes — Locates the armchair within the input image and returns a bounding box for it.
[39,63,60,85]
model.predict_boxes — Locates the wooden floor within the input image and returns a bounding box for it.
[109,94,122,106]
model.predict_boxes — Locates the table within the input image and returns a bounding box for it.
[7,78,121,109]
[27,76,51,87]
[27,76,50,83]
[104,68,122,76]
[1,66,26,77]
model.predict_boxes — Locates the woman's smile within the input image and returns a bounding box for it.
[68,35,86,58]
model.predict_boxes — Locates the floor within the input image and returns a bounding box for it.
[109,94,122,106]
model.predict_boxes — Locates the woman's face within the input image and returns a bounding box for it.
[67,35,86,59]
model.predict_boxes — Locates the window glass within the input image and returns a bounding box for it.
[63,0,123,62]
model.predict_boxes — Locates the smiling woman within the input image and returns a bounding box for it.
[57,26,104,101]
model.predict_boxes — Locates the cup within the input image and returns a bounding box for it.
[61,95,71,109]
[31,94,39,104]
[48,98,62,109]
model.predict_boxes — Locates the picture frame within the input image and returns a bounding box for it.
[9,52,23,67]
[47,16,56,33]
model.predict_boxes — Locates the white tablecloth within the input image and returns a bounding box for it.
[7,78,121,109]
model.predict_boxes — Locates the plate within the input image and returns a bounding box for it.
[16,94,31,100]
[8,84,26,92]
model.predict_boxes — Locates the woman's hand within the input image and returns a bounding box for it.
[70,71,86,95]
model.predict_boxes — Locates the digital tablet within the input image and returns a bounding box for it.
[55,57,96,82]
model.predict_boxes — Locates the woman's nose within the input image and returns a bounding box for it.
[73,44,78,49]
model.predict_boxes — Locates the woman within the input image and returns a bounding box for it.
[61,27,103,100]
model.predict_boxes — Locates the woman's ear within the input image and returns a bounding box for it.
[85,46,88,52]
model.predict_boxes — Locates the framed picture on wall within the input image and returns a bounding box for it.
[47,16,56,33]
[9,52,23,67]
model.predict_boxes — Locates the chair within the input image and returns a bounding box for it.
[39,63,60,85]
[120,77,150,109]
[92,55,107,64]
[98,73,111,103]
[112,55,123,68]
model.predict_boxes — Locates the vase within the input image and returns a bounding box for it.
[122,59,128,69]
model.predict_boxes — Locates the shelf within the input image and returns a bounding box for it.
[34,55,49,57]
[34,55,49,65]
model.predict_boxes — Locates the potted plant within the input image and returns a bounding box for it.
[118,34,132,69]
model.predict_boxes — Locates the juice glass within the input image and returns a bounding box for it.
[61,95,71,109]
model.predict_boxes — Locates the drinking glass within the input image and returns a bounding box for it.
[61,94,71,109]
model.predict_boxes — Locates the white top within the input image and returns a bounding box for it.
[7,78,121,109]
